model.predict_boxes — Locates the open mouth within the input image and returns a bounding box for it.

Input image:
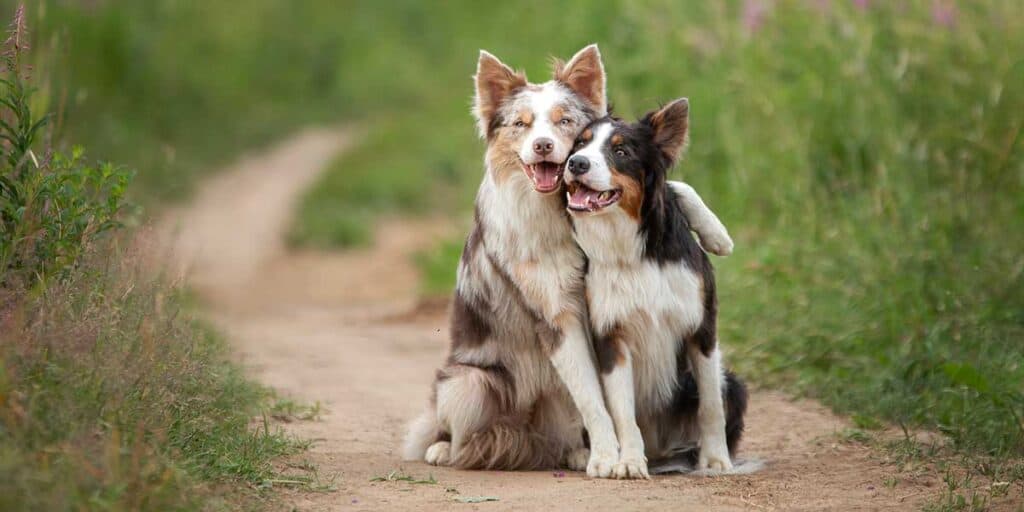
[523,161,565,193]
[566,181,622,212]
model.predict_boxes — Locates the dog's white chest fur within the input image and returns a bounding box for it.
[575,210,705,410]
[478,173,584,319]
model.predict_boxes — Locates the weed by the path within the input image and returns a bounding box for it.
[270,398,323,422]
[0,249,315,510]
[924,468,991,512]
[260,460,337,493]
[0,5,130,287]
[370,469,437,485]
[838,433,1024,510]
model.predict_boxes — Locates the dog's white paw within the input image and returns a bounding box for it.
[566,448,589,472]
[424,441,451,466]
[612,457,650,480]
[586,449,617,478]
[699,230,734,257]
[698,446,733,472]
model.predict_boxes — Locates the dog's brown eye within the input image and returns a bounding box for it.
[514,120,526,128]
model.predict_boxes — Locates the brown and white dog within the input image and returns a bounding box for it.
[402,46,734,478]
[564,99,747,478]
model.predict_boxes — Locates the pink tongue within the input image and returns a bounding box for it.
[533,164,560,190]
[568,187,601,209]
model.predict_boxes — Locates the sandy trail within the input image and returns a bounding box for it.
[159,129,945,511]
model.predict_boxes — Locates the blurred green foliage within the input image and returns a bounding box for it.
[293,1,1024,461]
[17,0,353,202]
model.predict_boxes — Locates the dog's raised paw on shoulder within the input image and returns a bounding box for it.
[699,229,734,257]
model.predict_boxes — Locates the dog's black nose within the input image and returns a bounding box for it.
[532,137,554,156]
[567,155,590,175]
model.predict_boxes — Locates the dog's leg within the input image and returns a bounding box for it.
[689,344,733,471]
[668,181,733,256]
[403,407,442,462]
[548,315,619,478]
[431,366,498,466]
[601,349,650,479]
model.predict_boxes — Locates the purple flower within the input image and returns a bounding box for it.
[852,0,870,10]
[742,0,771,34]
[931,0,957,28]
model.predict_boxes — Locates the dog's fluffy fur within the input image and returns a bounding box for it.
[564,99,747,478]
[403,47,736,478]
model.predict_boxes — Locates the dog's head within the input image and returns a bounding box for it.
[564,98,690,219]
[473,45,607,194]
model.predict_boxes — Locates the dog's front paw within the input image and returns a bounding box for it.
[698,445,733,472]
[424,441,451,466]
[586,449,618,478]
[699,230,734,257]
[566,448,590,472]
[612,457,650,480]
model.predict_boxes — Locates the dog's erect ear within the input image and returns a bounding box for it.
[553,44,607,116]
[641,98,690,165]
[473,50,527,138]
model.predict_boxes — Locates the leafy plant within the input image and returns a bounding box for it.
[0,5,130,286]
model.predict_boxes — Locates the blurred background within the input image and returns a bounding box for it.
[2,0,1022,507]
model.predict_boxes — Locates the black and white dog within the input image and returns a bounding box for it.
[403,46,736,478]
[564,99,747,478]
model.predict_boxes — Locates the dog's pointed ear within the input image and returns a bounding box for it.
[552,44,607,116]
[641,98,690,165]
[473,50,527,139]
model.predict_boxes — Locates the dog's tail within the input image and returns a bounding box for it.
[724,370,748,456]
[451,416,562,470]
[401,408,441,461]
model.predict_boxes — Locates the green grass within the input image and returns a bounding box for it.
[415,238,465,297]
[289,0,1024,487]
[0,248,315,510]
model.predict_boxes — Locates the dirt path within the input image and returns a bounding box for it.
[160,129,945,511]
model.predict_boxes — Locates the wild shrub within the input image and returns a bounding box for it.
[0,5,130,287]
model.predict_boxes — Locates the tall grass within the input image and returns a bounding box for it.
[0,258,306,510]
[291,0,1024,464]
